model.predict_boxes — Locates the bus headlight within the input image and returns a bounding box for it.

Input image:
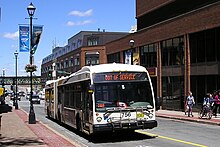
[96,117,102,122]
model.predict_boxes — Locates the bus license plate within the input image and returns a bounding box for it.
[137,113,144,118]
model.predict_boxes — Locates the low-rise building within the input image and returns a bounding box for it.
[41,31,129,86]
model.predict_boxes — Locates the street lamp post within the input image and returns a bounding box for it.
[129,39,135,65]
[14,51,19,109]
[27,2,36,124]
[2,69,5,104]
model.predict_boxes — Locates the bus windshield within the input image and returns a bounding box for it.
[94,81,154,111]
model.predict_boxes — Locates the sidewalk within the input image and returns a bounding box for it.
[1,105,220,147]
[156,109,220,126]
[0,105,83,147]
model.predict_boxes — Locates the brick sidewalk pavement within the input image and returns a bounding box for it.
[156,109,220,126]
[0,108,82,147]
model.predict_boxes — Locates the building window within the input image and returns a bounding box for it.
[161,36,184,66]
[87,38,98,46]
[65,60,68,68]
[162,76,184,110]
[72,43,76,50]
[68,60,72,67]
[140,43,157,67]
[190,27,220,63]
[85,52,99,65]
[56,63,58,70]
[77,39,82,48]
[61,62,64,69]
[74,57,80,66]
[107,52,120,63]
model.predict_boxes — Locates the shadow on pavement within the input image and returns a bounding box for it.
[0,104,12,114]
[0,137,44,147]
[88,131,155,143]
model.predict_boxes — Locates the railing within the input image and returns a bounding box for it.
[0,76,41,85]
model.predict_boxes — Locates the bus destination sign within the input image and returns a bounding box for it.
[93,72,147,83]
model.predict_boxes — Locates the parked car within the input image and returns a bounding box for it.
[26,93,30,99]
[18,91,25,97]
[32,95,41,104]
[39,93,45,100]
[10,93,21,101]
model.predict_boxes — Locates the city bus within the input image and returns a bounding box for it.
[45,63,157,134]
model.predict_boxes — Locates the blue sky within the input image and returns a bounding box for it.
[0,0,136,76]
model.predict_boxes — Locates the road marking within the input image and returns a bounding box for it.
[135,130,207,147]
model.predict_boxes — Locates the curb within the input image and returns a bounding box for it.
[157,114,220,126]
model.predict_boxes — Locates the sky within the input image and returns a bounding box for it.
[0,0,136,76]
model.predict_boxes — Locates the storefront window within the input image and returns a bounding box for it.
[161,36,184,66]
[140,43,157,67]
[107,52,120,63]
[162,76,184,110]
[190,27,220,63]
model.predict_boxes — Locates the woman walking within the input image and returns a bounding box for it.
[186,91,195,117]
[212,90,220,117]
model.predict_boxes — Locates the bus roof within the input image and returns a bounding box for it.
[78,63,147,74]
[46,64,149,86]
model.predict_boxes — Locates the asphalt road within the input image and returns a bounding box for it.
[18,97,219,147]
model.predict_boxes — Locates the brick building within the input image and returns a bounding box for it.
[41,31,129,85]
[105,0,220,110]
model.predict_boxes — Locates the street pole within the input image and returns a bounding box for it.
[14,51,19,109]
[2,69,5,104]
[27,2,36,124]
[129,39,135,65]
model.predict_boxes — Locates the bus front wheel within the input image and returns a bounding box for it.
[76,114,82,132]
[47,108,50,118]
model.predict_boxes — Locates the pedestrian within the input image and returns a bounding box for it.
[184,100,189,115]
[209,93,215,110]
[203,93,211,106]
[202,93,212,115]
[212,90,220,117]
[186,91,195,117]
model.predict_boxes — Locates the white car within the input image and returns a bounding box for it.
[26,93,30,99]
[31,95,41,104]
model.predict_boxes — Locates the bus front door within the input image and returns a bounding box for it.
[82,92,91,131]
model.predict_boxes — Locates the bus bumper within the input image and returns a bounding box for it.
[93,120,157,133]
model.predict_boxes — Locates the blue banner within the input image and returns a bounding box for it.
[32,25,43,54]
[19,26,29,52]
[125,51,132,65]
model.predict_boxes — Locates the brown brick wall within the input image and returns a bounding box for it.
[80,46,106,67]
[136,0,174,17]
[107,2,220,54]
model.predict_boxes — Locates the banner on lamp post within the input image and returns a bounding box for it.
[125,50,132,65]
[19,25,30,52]
[32,25,43,54]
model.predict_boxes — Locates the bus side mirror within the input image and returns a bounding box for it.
[88,85,94,94]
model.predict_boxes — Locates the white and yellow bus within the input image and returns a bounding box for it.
[45,63,157,135]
